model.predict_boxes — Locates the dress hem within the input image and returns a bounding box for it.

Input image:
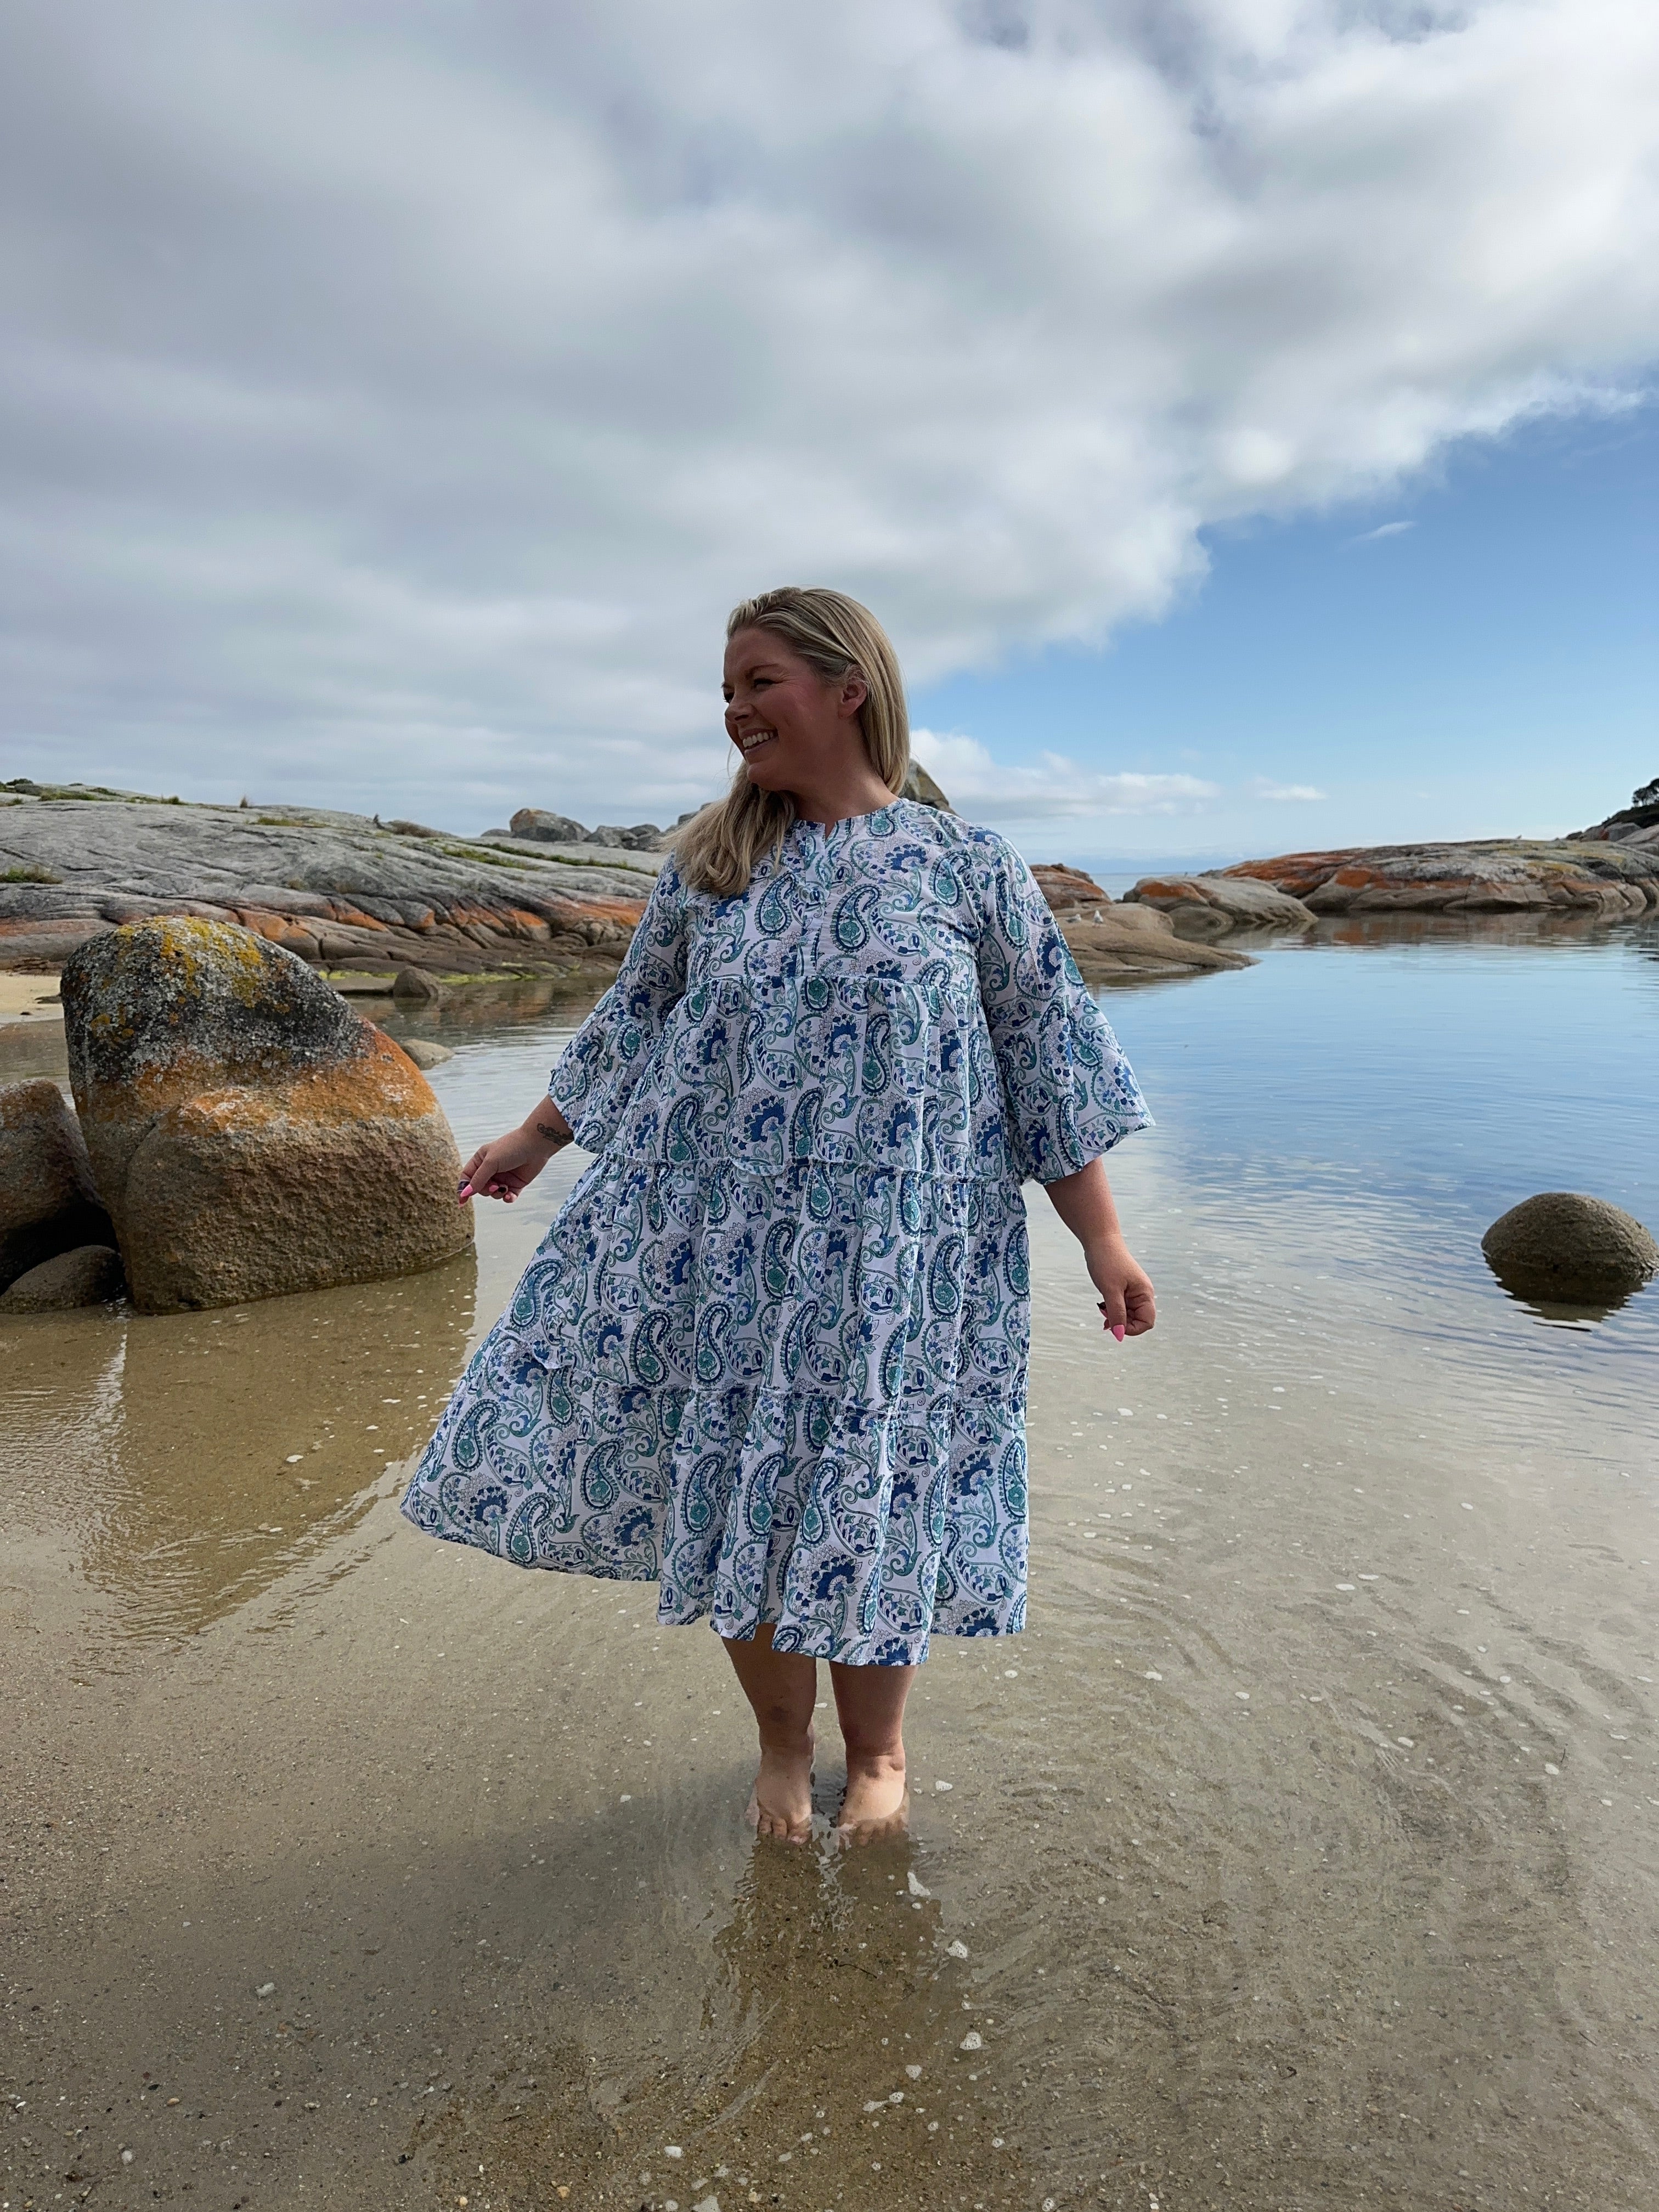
[401,1511,1022,1665]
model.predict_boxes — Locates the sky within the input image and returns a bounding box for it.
[916,402,1659,867]
[3,0,1657,860]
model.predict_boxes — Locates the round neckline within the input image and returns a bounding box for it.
[792,798,903,839]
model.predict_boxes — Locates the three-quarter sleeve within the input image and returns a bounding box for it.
[548,859,692,1152]
[975,838,1152,1183]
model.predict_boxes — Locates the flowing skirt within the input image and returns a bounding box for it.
[400,1153,1032,1664]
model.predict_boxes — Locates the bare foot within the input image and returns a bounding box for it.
[834,1753,909,1846]
[745,1729,815,1846]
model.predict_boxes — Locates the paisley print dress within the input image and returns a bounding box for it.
[400,799,1150,1664]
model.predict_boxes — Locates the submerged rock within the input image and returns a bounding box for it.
[0,1077,114,1290]
[398,1037,454,1069]
[1482,1193,1657,1304]
[63,917,473,1313]
[0,1242,125,1312]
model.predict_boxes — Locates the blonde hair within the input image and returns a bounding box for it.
[675,585,909,898]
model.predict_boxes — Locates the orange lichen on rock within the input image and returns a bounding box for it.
[1214,841,1658,916]
[61,916,472,1312]
[540,892,648,933]
[500,907,553,940]
[1031,864,1111,916]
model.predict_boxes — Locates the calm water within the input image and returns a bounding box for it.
[4,912,1657,2211]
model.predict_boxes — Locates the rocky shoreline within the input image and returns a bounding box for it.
[1030,865,1254,977]
[8,778,1655,1003]
[0,782,659,981]
[1,776,1262,988]
[1126,792,1659,927]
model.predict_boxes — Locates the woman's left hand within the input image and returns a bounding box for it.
[1085,1234,1156,1342]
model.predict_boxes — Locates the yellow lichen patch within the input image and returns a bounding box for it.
[136,916,275,1011]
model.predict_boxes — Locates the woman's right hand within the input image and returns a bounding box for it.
[458,1104,573,1204]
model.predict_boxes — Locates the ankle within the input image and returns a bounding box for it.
[844,1742,905,1776]
[757,1721,814,1756]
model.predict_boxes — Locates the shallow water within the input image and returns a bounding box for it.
[4,915,1658,2211]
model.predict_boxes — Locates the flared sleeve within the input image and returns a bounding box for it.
[974,836,1152,1183]
[547,859,691,1153]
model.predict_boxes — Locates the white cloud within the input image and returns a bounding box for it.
[1251,780,1329,802]
[1350,521,1416,543]
[2,1,1657,825]
[912,729,1218,819]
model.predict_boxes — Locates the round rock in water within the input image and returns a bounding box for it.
[1481,1192,1658,1303]
[392,966,445,1006]
[398,1037,454,1070]
[0,1242,125,1312]
[61,917,473,1313]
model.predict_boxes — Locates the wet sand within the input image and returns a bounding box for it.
[5,922,1659,2210]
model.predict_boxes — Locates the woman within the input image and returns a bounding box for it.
[402,586,1155,1844]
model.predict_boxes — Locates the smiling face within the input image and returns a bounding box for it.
[721,627,870,798]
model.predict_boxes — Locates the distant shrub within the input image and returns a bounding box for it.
[1,864,62,884]
[436,842,538,872]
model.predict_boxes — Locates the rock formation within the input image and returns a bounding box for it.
[0,1243,125,1312]
[1125,874,1316,935]
[508,808,591,845]
[1030,864,1252,977]
[1482,1193,1658,1306]
[0,773,963,982]
[1062,908,1252,979]
[1030,864,1114,917]
[0,783,656,979]
[392,966,445,1005]
[507,808,671,851]
[902,761,952,810]
[1133,839,1658,923]
[503,765,951,849]
[399,1038,454,1070]
[1570,777,1659,848]
[0,1077,115,1290]
[63,917,473,1313]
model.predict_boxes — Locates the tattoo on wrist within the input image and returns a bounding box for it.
[534,1119,567,1144]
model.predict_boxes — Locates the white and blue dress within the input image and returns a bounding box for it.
[401,799,1149,1664]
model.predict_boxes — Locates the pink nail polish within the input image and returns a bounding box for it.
[1111,1324,1126,1342]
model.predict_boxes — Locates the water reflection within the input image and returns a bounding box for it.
[381,971,614,1042]
[1483,1273,1643,1328]
[0,1248,478,1647]
[1307,907,1645,952]
[7,909,1659,2211]
[681,1843,1027,2209]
